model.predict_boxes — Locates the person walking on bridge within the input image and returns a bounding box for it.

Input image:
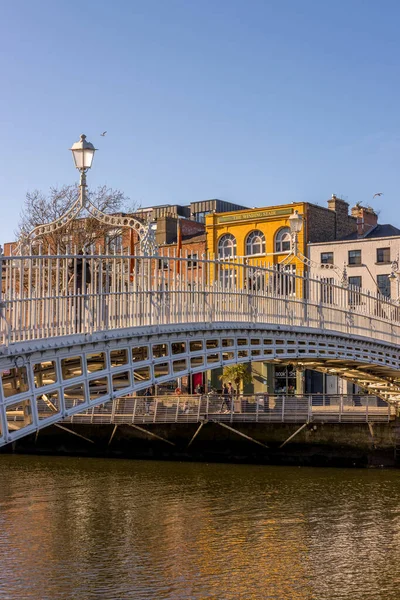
[221,384,230,412]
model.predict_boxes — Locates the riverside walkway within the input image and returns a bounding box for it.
[0,251,400,447]
[61,394,394,425]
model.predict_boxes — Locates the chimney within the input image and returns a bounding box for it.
[327,194,349,217]
[327,194,355,239]
[351,205,378,237]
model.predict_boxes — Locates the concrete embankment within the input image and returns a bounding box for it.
[2,420,400,468]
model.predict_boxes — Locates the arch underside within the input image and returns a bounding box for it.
[1,323,400,447]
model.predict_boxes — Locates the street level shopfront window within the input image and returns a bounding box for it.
[218,234,237,258]
[274,364,296,394]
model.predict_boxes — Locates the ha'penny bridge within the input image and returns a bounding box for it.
[0,251,399,449]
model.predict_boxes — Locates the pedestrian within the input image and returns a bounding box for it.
[68,249,92,332]
[227,382,235,412]
[221,383,230,412]
[144,387,152,415]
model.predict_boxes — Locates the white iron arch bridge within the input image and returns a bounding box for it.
[0,251,400,447]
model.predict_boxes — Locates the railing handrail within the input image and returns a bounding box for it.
[1,252,399,347]
[56,394,393,426]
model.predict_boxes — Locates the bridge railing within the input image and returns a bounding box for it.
[1,252,399,346]
[58,394,394,425]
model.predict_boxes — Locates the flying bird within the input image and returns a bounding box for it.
[373,192,383,198]
[100,131,107,136]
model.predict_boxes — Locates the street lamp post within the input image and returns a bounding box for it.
[70,134,97,208]
[288,210,303,256]
[389,259,400,300]
[15,133,157,256]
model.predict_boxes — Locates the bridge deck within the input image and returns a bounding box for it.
[58,395,395,425]
[1,252,400,447]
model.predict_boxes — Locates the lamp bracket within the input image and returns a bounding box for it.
[15,192,158,256]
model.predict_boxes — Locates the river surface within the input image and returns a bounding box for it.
[0,456,400,599]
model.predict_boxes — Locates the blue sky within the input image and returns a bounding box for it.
[0,0,399,243]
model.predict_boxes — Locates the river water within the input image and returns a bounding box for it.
[0,456,400,600]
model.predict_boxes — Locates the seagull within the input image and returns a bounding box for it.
[100,131,107,136]
[373,192,383,198]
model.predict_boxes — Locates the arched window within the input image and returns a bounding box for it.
[218,234,237,258]
[246,230,266,255]
[275,227,291,253]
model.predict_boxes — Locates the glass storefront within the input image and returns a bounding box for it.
[274,364,296,394]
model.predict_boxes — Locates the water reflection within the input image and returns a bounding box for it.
[0,457,399,599]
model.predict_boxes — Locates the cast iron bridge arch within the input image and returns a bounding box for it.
[0,252,399,446]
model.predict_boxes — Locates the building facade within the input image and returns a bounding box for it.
[309,207,400,300]
[204,197,357,395]
[308,205,400,395]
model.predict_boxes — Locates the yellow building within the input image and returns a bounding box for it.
[205,202,308,298]
[204,198,358,394]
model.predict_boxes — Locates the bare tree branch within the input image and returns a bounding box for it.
[16,184,138,254]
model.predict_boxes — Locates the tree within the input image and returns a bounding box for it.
[219,363,253,394]
[15,184,138,254]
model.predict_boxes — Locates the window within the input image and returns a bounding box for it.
[275,228,291,253]
[271,264,296,296]
[106,230,123,253]
[219,267,237,288]
[247,267,266,292]
[348,250,361,265]
[377,247,390,264]
[246,230,266,255]
[321,252,334,264]
[218,234,237,258]
[193,211,209,223]
[321,277,335,304]
[348,276,362,288]
[377,274,391,298]
[158,258,169,270]
[348,276,362,305]
[187,253,198,268]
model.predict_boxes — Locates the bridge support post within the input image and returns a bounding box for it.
[129,424,176,446]
[279,421,309,449]
[108,424,118,446]
[215,421,269,449]
[54,424,94,444]
[132,397,138,423]
[186,421,205,449]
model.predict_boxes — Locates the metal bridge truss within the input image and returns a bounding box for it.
[1,324,400,447]
[1,252,400,447]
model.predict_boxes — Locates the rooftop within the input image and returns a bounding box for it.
[338,224,400,241]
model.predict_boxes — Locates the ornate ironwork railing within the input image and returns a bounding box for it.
[0,251,399,347]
